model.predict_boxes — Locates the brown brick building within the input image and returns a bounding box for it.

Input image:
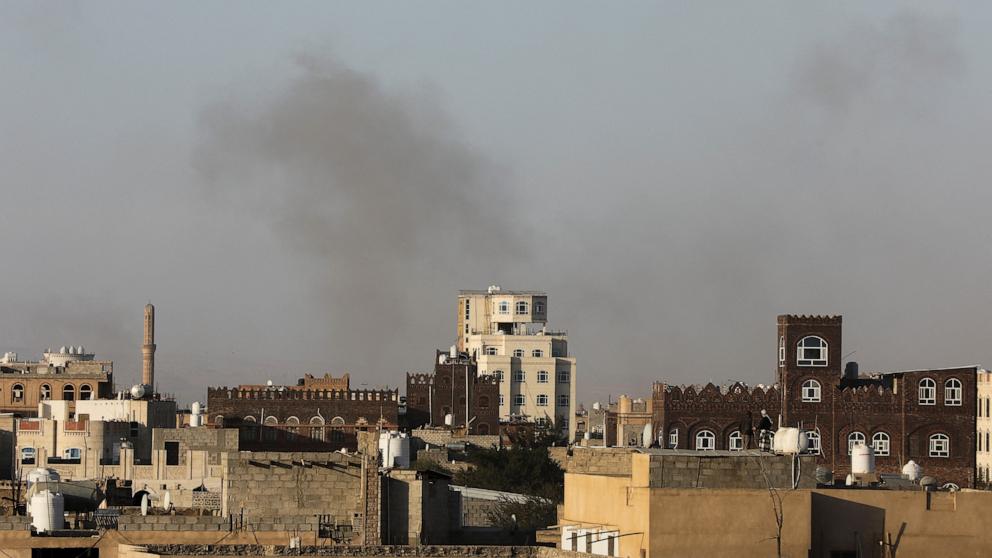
[0,349,113,416]
[652,315,978,487]
[206,373,399,451]
[406,351,499,435]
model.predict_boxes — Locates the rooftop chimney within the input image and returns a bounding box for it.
[142,303,156,389]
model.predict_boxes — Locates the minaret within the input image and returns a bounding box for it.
[142,303,156,389]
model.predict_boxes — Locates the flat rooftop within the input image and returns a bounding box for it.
[459,290,546,295]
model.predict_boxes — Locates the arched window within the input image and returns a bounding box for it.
[532,349,544,358]
[11,384,24,403]
[668,428,679,449]
[848,431,866,455]
[264,416,278,425]
[40,384,51,401]
[945,378,962,406]
[536,395,549,406]
[797,336,827,366]
[695,430,716,450]
[557,371,570,383]
[537,371,549,383]
[513,349,524,358]
[285,416,300,425]
[330,416,345,426]
[310,416,325,426]
[778,336,785,365]
[801,379,821,402]
[479,396,490,409]
[79,384,93,401]
[805,430,821,455]
[729,430,743,451]
[515,301,528,314]
[929,433,949,457]
[919,378,936,405]
[513,371,525,383]
[872,432,890,456]
[243,416,256,422]
[62,384,75,401]
[513,394,525,406]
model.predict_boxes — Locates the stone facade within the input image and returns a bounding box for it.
[406,352,499,435]
[652,314,978,488]
[0,352,112,416]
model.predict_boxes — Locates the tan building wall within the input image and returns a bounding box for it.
[978,369,991,484]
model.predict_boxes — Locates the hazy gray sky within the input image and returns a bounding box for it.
[2,2,991,405]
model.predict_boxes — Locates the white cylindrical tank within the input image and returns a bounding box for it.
[27,468,60,490]
[378,431,410,468]
[190,401,203,427]
[30,490,64,533]
[444,413,453,427]
[773,427,808,454]
[902,460,921,481]
[851,443,875,474]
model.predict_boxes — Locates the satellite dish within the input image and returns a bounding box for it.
[162,490,171,510]
[140,494,149,516]
[130,385,146,399]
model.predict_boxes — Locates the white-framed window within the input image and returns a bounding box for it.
[929,433,949,457]
[515,301,528,314]
[494,370,504,383]
[536,395,549,406]
[668,428,679,449]
[729,431,742,451]
[801,379,821,402]
[21,447,35,463]
[309,416,324,426]
[797,336,827,366]
[848,431,866,455]
[535,301,545,313]
[513,371,525,383]
[513,349,524,358]
[63,448,82,460]
[499,394,504,406]
[12,383,24,403]
[872,432,890,456]
[532,349,544,358]
[79,384,93,400]
[485,346,498,356]
[537,371,549,383]
[945,378,962,406]
[919,378,936,405]
[243,415,256,422]
[805,430,821,455]
[695,430,716,450]
[285,416,300,425]
[557,371,570,383]
[513,394,525,406]
[535,417,548,426]
[778,336,785,365]
[558,395,569,407]
[40,384,51,401]
[499,301,509,314]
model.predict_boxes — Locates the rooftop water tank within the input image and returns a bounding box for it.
[773,427,808,454]
[378,431,410,468]
[27,468,60,489]
[902,460,921,481]
[30,490,64,533]
[851,443,875,474]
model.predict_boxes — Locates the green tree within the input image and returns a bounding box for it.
[454,446,564,502]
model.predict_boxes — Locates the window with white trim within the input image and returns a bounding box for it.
[12,384,23,403]
[848,431,866,455]
[485,346,498,356]
[537,371,549,383]
[499,394,504,406]
[695,430,716,450]
[21,447,35,464]
[532,349,544,357]
[536,395,549,406]
[494,370,504,383]
[919,378,936,405]
[515,301,528,314]
[929,433,949,457]
[797,336,827,366]
[801,379,821,402]
[499,301,509,314]
[63,448,82,460]
[805,430,821,455]
[513,349,524,358]
[557,371,570,383]
[513,394,525,406]
[729,431,742,451]
[40,384,51,401]
[79,384,93,400]
[872,432,890,456]
[778,336,785,365]
[945,378,962,406]
[557,394,569,407]
[535,301,545,313]
[513,371,525,383]
[668,428,679,449]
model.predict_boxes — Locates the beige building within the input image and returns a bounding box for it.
[979,369,991,485]
[457,287,577,440]
[0,348,113,416]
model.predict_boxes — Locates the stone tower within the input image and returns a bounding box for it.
[142,303,156,389]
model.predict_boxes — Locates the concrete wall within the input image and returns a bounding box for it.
[640,452,817,489]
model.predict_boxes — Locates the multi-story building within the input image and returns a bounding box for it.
[978,369,992,485]
[457,286,577,440]
[406,350,500,435]
[652,314,979,488]
[0,348,113,416]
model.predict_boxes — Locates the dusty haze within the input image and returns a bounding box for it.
[1,4,990,406]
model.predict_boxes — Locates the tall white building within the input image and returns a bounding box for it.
[457,286,577,440]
